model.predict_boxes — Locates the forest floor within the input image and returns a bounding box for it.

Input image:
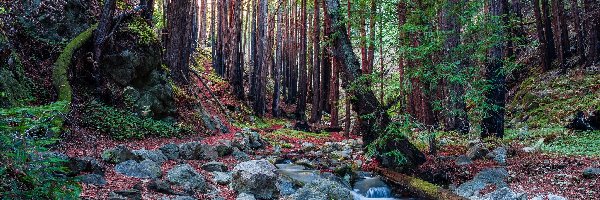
[56,58,599,200]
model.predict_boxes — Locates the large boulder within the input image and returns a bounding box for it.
[201,161,228,172]
[583,167,600,178]
[166,164,207,193]
[160,143,180,160]
[232,160,278,199]
[288,180,352,200]
[76,174,106,186]
[212,172,232,185]
[102,145,142,164]
[115,160,162,179]
[456,168,509,198]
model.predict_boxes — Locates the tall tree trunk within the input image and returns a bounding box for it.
[199,0,207,47]
[541,0,556,61]
[231,0,244,100]
[324,0,425,169]
[359,5,368,74]
[571,0,584,63]
[345,0,352,136]
[310,0,322,123]
[551,0,569,70]
[398,1,406,112]
[533,0,551,71]
[367,0,377,72]
[584,0,598,65]
[481,0,507,138]
[274,3,284,117]
[296,0,308,120]
[324,0,340,128]
[166,0,194,84]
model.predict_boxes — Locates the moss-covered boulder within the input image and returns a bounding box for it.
[0,35,34,107]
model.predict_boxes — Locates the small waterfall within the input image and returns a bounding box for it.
[365,187,392,198]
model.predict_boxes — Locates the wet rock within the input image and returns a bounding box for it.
[277,176,297,196]
[159,143,180,160]
[115,160,162,179]
[201,161,228,172]
[212,171,232,185]
[159,196,196,200]
[481,187,525,200]
[148,179,175,195]
[488,147,508,165]
[232,160,278,199]
[547,194,568,200]
[167,164,207,193]
[583,167,600,178]
[77,174,106,186]
[289,179,352,200]
[102,145,142,164]
[566,110,599,131]
[133,149,168,164]
[353,177,391,198]
[236,193,256,200]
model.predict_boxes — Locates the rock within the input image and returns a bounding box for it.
[467,143,489,160]
[115,160,162,179]
[178,142,202,160]
[212,172,232,185]
[455,155,472,165]
[491,147,508,165]
[566,110,599,131]
[234,129,266,151]
[198,144,219,161]
[301,142,316,151]
[583,167,600,178]
[133,149,168,164]
[277,176,298,196]
[522,147,536,153]
[67,156,104,175]
[202,161,228,172]
[456,168,509,198]
[160,196,196,200]
[236,193,256,200]
[480,187,525,200]
[77,174,106,186]
[232,160,278,199]
[215,140,234,157]
[547,194,568,200]
[18,0,94,43]
[148,179,175,195]
[102,145,142,164]
[109,189,142,200]
[160,143,180,160]
[167,164,207,193]
[289,179,352,200]
[232,148,250,161]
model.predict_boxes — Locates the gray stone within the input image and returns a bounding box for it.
[160,143,180,160]
[467,143,490,160]
[212,172,232,185]
[481,187,524,200]
[102,145,142,164]
[583,167,600,178]
[456,168,509,198]
[109,189,142,200]
[159,196,196,200]
[178,142,202,160]
[167,164,207,193]
[455,155,472,165]
[67,156,104,175]
[491,147,508,165]
[202,161,227,172]
[232,148,250,161]
[148,179,175,195]
[236,193,256,200]
[77,174,106,186]
[547,194,567,200]
[277,176,298,196]
[215,140,234,157]
[289,179,352,200]
[133,149,168,164]
[115,160,162,179]
[232,160,278,199]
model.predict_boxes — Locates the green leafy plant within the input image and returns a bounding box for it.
[126,17,158,45]
[0,102,81,199]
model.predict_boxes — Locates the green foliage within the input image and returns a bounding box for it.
[366,118,417,166]
[82,101,186,140]
[234,117,288,130]
[541,131,600,156]
[126,17,158,45]
[270,128,330,140]
[0,52,36,107]
[0,102,81,199]
[53,24,97,103]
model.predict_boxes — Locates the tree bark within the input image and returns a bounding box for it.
[533,0,551,71]
[166,0,194,84]
[584,0,598,65]
[296,0,308,120]
[310,0,322,123]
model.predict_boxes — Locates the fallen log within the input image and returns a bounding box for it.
[375,167,466,200]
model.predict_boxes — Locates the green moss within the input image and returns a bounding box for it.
[409,178,439,197]
[52,24,97,103]
[126,17,158,45]
[0,52,35,107]
[271,128,330,139]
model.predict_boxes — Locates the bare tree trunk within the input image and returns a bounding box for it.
[310,0,322,123]
[551,0,569,70]
[533,0,551,71]
[584,0,598,65]
[296,0,308,120]
[367,0,377,71]
[274,3,284,117]
[166,0,194,84]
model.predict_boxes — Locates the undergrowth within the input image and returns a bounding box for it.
[82,101,189,140]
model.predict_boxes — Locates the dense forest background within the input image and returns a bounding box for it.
[0,0,598,199]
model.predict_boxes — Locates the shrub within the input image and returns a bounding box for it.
[0,102,81,199]
[82,101,187,140]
